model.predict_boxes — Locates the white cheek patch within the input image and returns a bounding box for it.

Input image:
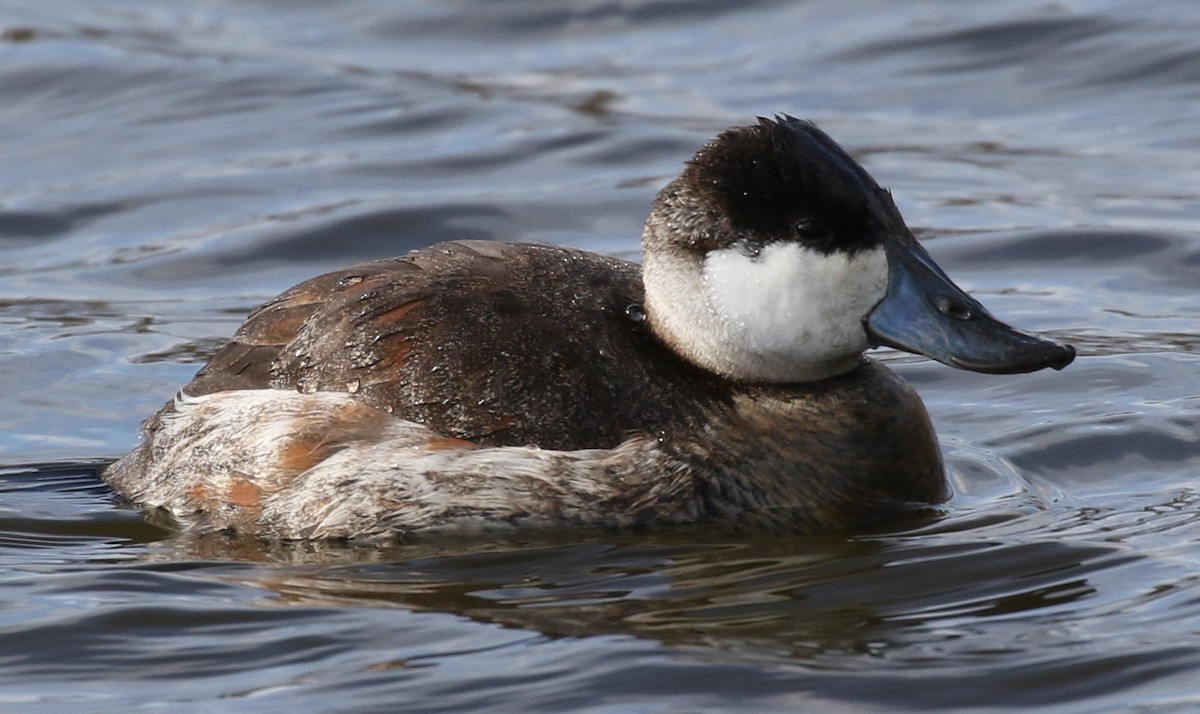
[703,242,888,371]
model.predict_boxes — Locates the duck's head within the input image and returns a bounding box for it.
[641,115,1075,383]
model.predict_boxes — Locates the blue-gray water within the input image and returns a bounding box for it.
[2,1,1200,711]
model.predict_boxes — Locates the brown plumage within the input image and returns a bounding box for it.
[105,116,1073,538]
[183,242,724,450]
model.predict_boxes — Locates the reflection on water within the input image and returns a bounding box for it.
[4,448,1200,710]
[3,0,1200,711]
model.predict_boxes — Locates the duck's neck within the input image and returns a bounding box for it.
[674,361,949,530]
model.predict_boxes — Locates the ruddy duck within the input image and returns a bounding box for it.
[105,116,1075,538]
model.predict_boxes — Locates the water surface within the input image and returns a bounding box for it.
[2,1,1200,711]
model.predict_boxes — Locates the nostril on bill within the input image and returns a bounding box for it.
[935,294,974,320]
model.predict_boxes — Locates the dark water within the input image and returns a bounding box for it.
[2,1,1199,711]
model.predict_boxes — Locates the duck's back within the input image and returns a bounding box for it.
[179,241,724,451]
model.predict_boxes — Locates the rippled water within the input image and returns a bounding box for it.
[3,1,1200,711]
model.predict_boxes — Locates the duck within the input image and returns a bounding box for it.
[104,115,1075,539]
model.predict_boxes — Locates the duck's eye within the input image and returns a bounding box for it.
[794,219,828,244]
